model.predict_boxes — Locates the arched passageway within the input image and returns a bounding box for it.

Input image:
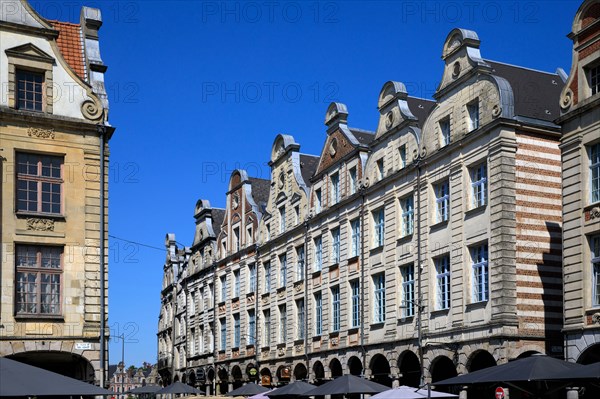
[398,351,421,388]
[430,356,457,393]
[370,354,392,388]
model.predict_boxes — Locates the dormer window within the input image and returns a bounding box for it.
[315,188,322,213]
[399,145,407,168]
[377,159,384,180]
[349,167,357,195]
[330,172,340,205]
[467,100,480,131]
[440,117,451,146]
[279,206,286,233]
[591,65,600,96]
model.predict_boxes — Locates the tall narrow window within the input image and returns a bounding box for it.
[15,245,62,315]
[373,208,385,247]
[247,224,254,245]
[315,292,323,335]
[296,246,305,281]
[590,65,600,96]
[279,305,287,343]
[401,196,414,236]
[294,205,300,224]
[264,262,271,292]
[234,270,240,298]
[248,310,256,345]
[440,117,451,146]
[590,143,600,203]
[467,100,480,131]
[279,206,286,233]
[591,235,600,306]
[470,163,487,208]
[220,318,227,350]
[351,218,361,258]
[296,299,305,340]
[266,224,271,241]
[331,172,340,204]
[233,313,241,347]
[436,256,451,310]
[16,153,63,215]
[351,280,360,328]
[314,236,323,271]
[248,263,256,292]
[471,244,489,302]
[16,69,44,111]
[315,188,322,213]
[435,181,450,223]
[399,145,407,168]
[349,167,357,195]
[401,264,415,317]
[233,227,240,252]
[220,275,227,302]
[377,159,384,180]
[263,309,271,346]
[331,286,340,331]
[279,254,287,288]
[373,274,386,323]
[331,227,340,264]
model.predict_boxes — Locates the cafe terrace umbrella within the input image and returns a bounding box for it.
[549,361,600,380]
[125,384,163,394]
[226,384,270,396]
[434,354,584,385]
[0,357,112,397]
[266,381,316,397]
[248,389,276,399]
[155,381,204,395]
[303,375,389,396]
[370,386,458,399]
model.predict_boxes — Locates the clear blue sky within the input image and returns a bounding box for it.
[38,0,580,367]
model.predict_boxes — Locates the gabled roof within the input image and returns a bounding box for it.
[349,128,376,145]
[407,97,436,128]
[49,20,86,80]
[249,177,271,211]
[487,60,564,123]
[299,154,319,186]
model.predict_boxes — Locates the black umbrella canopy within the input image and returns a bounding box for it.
[370,385,458,399]
[266,381,317,397]
[549,362,600,380]
[434,354,584,385]
[155,381,204,395]
[303,375,390,396]
[226,384,270,396]
[125,384,162,394]
[0,357,112,396]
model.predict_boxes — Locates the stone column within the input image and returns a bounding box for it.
[566,387,579,399]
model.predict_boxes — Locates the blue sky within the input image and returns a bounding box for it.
[38,0,580,367]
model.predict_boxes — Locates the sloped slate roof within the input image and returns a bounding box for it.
[249,177,271,210]
[212,208,226,237]
[299,154,319,187]
[407,97,436,128]
[487,60,564,123]
[349,128,376,146]
[49,20,86,80]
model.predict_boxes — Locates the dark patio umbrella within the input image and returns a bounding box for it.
[370,385,458,399]
[303,375,389,396]
[434,354,584,385]
[549,361,600,380]
[155,381,204,395]
[0,357,112,396]
[125,384,162,394]
[226,384,270,396]
[266,381,316,397]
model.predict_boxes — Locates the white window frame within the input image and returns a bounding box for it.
[377,159,384,180]
[248,263,256,292]
[220,275,227,302]
[279,254,287,288]
[467,100,479,131]
[296,245,305,281]
[351,218,360,258]
[401,264,415,317]
[590,143,600,204]
[435,181,449,223]
[279,304,287,343]
[296,299,305,340]
[351,280,360,328]
[436,256,451,310]
[592,235,600,307]
[471,244,489,302]
[220,318,227,351]
[279,206,286,233]
[401,196,414,236]
[315,292,322,335]
[234,270,240,298]
[399,145,407,169]
[263,309,271,346]
[349,167,357,195]
[470,162,487,208]
[247,310,256,345]
[331,286,340,331]
[264,262,271,292]
[314,236,323,271]
[331,172,340,205]
[315,188,322,213]
[233,313,241,348]
[440,117,451,146]
[373,208,385,248]
[590,64,600,96]
[373,274,386,323]
[331,227,340,264]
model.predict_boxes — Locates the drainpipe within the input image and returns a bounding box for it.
[415,160,424,387]
[254,244,260,381]
[359,190,366,376]
[99,124,107,388]
[303,220,309,378]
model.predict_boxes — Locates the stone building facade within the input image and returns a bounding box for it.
[558,0,600,368]
[0,0,114,385]
[158,25,586,398]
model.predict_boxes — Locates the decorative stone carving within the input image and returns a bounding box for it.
[232,193,240,209]
[278,173,285,189]
[590,207,600,220]
[560,89,573,110]
[384,111,394,129]
[295,343,304,353]
[329,138,338,157]
[27,218,55,231]
[81,99,103,121]
[592,313,600,324]
[27,127,55,139]
[452,61,461,78]
[278,347,285,356]
[492,105,502,118]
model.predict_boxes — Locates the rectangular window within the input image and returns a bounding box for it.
[373,208,385,247]
[471,244,489,302]
[349,167,357,195]
[279,206,286,233]
[248,310,256,345]
[351,280,360,328]
[247,225,254,245]
[190,328,196,355]
[331,286,340,331]
[220,275,227,302]
[331,227,340,264]
[440,117,451,146]
[314,236,323,271]
[263,310,271,346]
[199,326,204,353]
[315,188,322,213]
[264,262,271,292]
[468,100,480,131]
[279,305,287,343]
[331,172,340,204]
[401,196,414,236]
[399,145,407,168]
[234,270,240,298]
[233,227,240,252]
[279,254,287,288]
[377,159,384,180]
[373,274,386,323]
[248,264,256,292]
[435,181,450,223]
[15,245,62,315]
[233,313,241,348]
[401,264,415,317]
[351,218,360,258]
[436,256,451,310]
[16,153,63,215]
[315,292,323,335]
[591,65,600,96]
[266,224,271,241]
[208,284,214,307]
[296,299,305,340]
[470,163,487,208]
[296,246,305,281]
[220,318,227,351]
[16,69,44,111]
[591,143,600,203]
[294,205,300,224]
[592,235,600,306]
